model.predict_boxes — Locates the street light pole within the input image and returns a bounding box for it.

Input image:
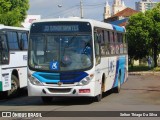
[58,4,62,18]
[80,0,84,18]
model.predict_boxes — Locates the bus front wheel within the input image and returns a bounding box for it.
[7,75,19,97]
[94,85,103,102]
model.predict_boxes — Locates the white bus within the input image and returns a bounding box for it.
[0,25,29,97]
[27,18,128,103]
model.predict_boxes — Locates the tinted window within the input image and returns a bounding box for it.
[7,32,19,50]
[21,33,28,49]
[18,32,28,50]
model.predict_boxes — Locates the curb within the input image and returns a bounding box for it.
[129,71,160,76]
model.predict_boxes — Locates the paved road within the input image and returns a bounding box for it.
[0,74,160,120]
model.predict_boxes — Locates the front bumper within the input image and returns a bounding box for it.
[28,81,95,97]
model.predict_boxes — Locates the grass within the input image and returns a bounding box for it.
[153,67,160,71]
[128,65,160,72]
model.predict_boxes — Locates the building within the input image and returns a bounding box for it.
[21,15,41,28]
[104,0,126,19]
[112,0,126,15]
[104,7,139,26]
[135,0,158,12]
[103,1,111,19]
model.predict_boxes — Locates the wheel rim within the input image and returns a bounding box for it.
[8,80,18,94]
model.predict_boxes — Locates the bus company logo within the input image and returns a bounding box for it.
[57,81,63,86]
[2,112,11,117]
[108,59,115,73]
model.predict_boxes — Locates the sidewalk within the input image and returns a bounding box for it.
[129,71,160,76]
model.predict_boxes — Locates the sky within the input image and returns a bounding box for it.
[28,0,160,21]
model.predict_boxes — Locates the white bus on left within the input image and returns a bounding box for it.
[0,25,29,97]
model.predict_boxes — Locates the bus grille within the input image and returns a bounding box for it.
[45,82,75,85]
[48,88,72,93]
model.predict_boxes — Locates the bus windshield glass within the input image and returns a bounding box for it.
[29,34,92,71]
[28,22,92,71]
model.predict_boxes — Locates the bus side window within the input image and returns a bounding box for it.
[18,32,28,50]
[104,30,110,55]
[21,32,28,50]
[115,32,119,54]
[100,30,106,56]
[94,32,101,65]
[109,31,115,54]
[118,33,123,54]
[123,33,127,53]
[0,35,9,64]
[7,31,19,50]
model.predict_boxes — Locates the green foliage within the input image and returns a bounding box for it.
[0,0,29,26]
[153,67,160,71]
[129,65,152,72]
[126,12,150,60]
[126,3,160,67]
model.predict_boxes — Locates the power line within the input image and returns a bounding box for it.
[84,3,105,7]
[44,5,79,18]
[44,1,110,18]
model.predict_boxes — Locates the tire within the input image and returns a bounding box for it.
[94,93,102,102]
[113,72,121,93]
[94,84,103,102]
[7,75,19,97]
[41,97,53,103]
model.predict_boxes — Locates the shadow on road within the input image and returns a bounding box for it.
[0,88,28,100]
[0,89,114,106]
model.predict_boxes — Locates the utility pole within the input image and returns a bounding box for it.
[80,0,84,18]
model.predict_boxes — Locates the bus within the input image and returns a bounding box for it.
[0,25,29,97]
[27,18,128,103]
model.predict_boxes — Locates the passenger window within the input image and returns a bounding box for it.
[7,32,19,50]
[94,32,101,65]
[21,33,28,50]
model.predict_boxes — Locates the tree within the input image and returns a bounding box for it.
[147,3,160,67]
[0,0,29,26]
[126,12,150,60]
[126,3,160,67]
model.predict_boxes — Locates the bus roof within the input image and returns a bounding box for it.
[0,24,29,31]
[31,18,125,33]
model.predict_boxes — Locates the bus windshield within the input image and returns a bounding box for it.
[28,34,93,71]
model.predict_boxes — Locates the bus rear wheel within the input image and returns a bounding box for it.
[41,96,53,103]
[7,75,19,97]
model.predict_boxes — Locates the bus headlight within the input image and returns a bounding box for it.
[28,76,43,86]
[78,74,94,86]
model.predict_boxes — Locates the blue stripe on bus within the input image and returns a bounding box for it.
[112,25,125,32]
[33,72,60,83]
[32,71,88,83]
[113,56,126,88]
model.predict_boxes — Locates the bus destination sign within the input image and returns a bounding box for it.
[43,25,79,32]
